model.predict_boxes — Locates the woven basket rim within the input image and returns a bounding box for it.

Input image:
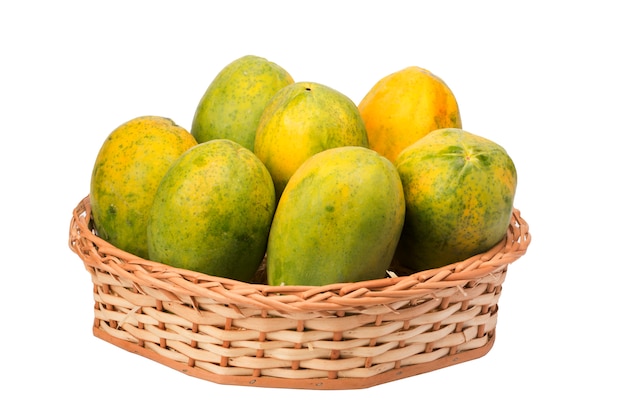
[69,195,530,313]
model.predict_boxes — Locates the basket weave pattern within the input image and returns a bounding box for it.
[69,195,530,389]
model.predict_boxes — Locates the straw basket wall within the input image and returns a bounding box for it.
[69,195,530,389]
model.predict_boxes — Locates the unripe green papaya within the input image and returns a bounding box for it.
[190,55,294,151]
[267,146,405,286]
[147,139,276,283]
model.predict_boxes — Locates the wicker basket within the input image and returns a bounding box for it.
[69,195,530,390]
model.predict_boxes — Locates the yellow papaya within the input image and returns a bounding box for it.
[90,116,197,258]
[358,66,462,163]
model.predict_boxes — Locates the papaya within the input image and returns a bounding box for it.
[90,116,197,258]
[266,146,405,286]
[394,128,517,271]
[147,139,275,283]
[190,55,294,151]
[254,81,369,198]
[358,66,462,163]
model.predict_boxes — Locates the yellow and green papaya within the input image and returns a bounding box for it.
[267,146,405,286]
[90,116,197,258]
[254,81,369,198]
[394,128,517,271]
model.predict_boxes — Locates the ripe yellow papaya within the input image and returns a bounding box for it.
[358,66,462,163]
[90,116,197,258]
[266,146,405,286]
[394,128,517,271]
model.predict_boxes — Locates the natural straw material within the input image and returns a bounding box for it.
[69,195,530,389]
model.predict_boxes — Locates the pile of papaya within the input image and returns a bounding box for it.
[89,55,517,286]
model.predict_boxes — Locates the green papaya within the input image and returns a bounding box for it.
[190,55,294,151]
[147,139,276,282]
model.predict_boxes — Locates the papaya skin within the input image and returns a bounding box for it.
[394,128,517,271]
[358,66,462,163]
[147,139,276,283]
[89,116,197,259]
[267,146,405,286]
[254,81,369,198]
[190,55,294,151]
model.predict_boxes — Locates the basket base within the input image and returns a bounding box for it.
[93,326,496,390]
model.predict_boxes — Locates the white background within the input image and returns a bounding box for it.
[2,1,624,415]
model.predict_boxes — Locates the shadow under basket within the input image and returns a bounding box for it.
[69,195,530,390]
